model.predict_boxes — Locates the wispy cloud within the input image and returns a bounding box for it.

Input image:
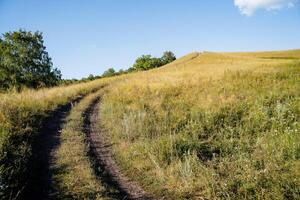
[234,0,297,16]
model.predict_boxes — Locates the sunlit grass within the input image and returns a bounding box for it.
[100,50,300,199]
[0,77,118,199]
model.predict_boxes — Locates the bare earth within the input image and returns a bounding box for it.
[22,97,83,200]
[83,97,152,200]
[21,94,151,200]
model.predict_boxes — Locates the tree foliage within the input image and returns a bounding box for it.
[132,51,176,71]
[0,29,176,89]
[0,30,61,90]
[161,51,176,65]
[59,51,176,84]
[102,68,116,77]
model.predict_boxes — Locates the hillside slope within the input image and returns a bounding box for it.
[99,50,300,199]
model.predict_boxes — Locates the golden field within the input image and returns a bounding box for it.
[100,50,300,199]
[0,49,299,199]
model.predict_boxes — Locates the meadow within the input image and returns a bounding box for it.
[0,49,299,200]
[100,50,300,199]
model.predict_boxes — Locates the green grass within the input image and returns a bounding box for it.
[99,50,300,199]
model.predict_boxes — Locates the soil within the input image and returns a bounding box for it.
[21,97,83,200]
[83,97,152,200]
[21,93,151,200]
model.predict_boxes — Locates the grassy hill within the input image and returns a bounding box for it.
[0,49,299,199]
[99,50,300,199]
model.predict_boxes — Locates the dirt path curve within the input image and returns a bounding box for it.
[22,97,83,200]
[84,97,152,200]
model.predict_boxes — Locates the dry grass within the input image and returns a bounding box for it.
[0,49,299,199]
[0,77,118,199]
[100,50,300,199]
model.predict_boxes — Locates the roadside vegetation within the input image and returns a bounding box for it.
[0,29,175,199]
[0,77,117,199]
[100,50,300,199]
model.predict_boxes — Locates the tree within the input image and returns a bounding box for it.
[132,55,152,71]
[131,52,176,71]
[102,68,116,77]
[91,51,176,81]
[0,30,61,90]
[132,55,163,71]
[148,57,164,69]
[118,69,125,74]
[88,74,95,80]
[161,51,176,65]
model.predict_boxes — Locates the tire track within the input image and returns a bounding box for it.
[84,97,152,200]
[22,96,83,200]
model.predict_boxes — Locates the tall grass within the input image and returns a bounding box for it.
[100,50,300,199]
[0,77,116,199]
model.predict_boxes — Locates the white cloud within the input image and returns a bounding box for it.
[234,0,297,16]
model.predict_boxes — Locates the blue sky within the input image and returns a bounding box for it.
[0,0,299,79]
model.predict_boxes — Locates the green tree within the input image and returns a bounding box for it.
[102,68,116,77]
[132,55,152,71]
[132,52,176,71]
[118,69,125,74]
[144,57,163,70]
[161,51,176,65]
[88,74,95,80]
[0,30,61,90]
[132,55,163,71]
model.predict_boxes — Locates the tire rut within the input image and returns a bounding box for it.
[84,97,152,200]
[22,96,84,200]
